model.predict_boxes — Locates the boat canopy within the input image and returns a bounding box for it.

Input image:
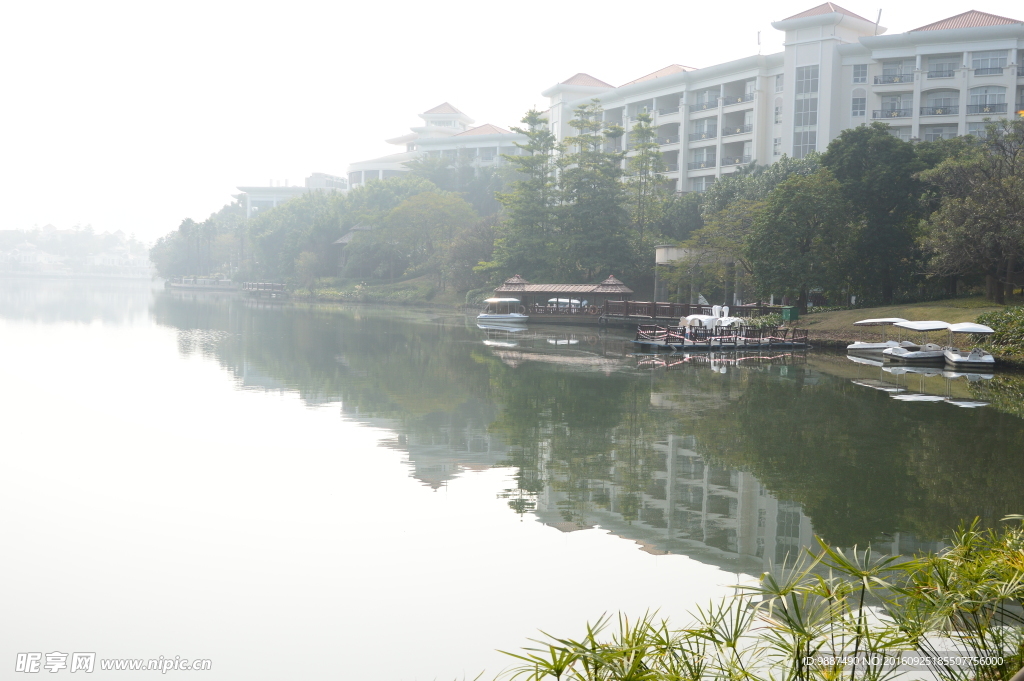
[484,297,521,304]
[947,322,994,334]
[714,316,745,328]
[893,320,949,332]
[854,317,908,326]
[685,314,717,327]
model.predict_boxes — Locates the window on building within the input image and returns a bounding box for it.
[773,137,782,155]
[795,66,819,95]
[970,86,1006,105]
[690,176,716,192]
[972,50,1007,71]
[775,74,784,92]
[793,130,816,159]
[881,94,910,113]
[852,97,866,117]
[888,127,912,142]
[774,98,782,124]
[794,98,818,126]
[921,125,958,142]
[967,121,991,138]
[853,64,867,83]
[882,59,915,76]
[927,54,959,77]
[926,91,958,108]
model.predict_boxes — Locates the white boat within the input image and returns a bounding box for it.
[477,297,529,324]
[943,322,996,370]
[881,321,949,364]
[846,317,920,357]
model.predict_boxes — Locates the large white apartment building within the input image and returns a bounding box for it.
[543,4,1023,192]
[348,4,1022,194]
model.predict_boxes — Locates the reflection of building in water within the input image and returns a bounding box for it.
[535,432,943,572]
[347,406,511,490]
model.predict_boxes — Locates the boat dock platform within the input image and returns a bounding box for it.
[632,324,809,352]
[599,301,793,328]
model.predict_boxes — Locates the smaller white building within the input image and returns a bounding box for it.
[237,172,348,219]
[347,103,527,188]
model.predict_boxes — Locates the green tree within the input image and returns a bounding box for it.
[920,118,1024,303]
[383,192,479,290]
[820,122,924,304]
[748,169,851,313]
[625,112,667,249]
[656,192,704,243]
[558,100,629,281]
[481,109,560,281]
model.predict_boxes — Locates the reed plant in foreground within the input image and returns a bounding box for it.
[499,516,1024,681]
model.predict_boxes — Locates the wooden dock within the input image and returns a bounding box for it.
[241,282,289,299]
[598,301,792,328]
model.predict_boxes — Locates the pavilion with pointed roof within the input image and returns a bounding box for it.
[492,275,634,320]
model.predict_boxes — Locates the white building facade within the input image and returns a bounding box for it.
[541,4,1024,193]
[348,103,527,188]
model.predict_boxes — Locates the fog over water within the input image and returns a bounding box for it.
[3,279,1023,679]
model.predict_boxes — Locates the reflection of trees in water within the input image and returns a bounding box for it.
[0,277,156,325]
[149,291,1024,554]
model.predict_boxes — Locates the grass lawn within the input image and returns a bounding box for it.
[799,297,1014,342]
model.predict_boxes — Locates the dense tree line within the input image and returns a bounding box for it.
[669,119,1024,311]
[150,113,1023,306]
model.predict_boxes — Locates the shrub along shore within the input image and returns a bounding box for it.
[498,517,1024,681]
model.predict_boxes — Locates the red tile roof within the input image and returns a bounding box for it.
[560,73,613,88]
[422,102,463,115]
[454,123,513,137]
[494,274,633,294]
[911,9,1023,31]
[620,64,695,87]
[782,2,869,22]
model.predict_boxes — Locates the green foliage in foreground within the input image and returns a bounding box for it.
[976,306,1024,354]
[500,517,1024,681]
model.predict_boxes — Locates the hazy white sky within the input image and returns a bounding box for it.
[3,0,1022,242]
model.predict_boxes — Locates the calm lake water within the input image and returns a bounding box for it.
[3,278,1023,680]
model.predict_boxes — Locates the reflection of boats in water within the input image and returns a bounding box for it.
[846,353,992,407]
[634,322,809,351]
[636,349,807,372]
[477,297,529,324]
[478,326,631,371]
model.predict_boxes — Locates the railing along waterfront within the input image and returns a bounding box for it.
[967,103,1008,114]
[242,282,287,292]
[688,130,717,141]
[170,277,236,287]
[920,106,959,115]
[604,300,791,319]
[722,124,753,136]
[874,108,913,119]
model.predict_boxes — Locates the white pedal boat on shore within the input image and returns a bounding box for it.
[846,318,920,357]
[881,321,949,364]
[943,322,995,369]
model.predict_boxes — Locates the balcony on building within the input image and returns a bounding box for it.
[721,79,756,108]
[720,139,751,167]
[655,92,683,119]
[925,54,959,80]
[967,103,1007,114]
[973,50,1007,77]
[661,150,680,173]
[875,59,915,86]
[657,122,680,148]
[688,155,717,171]
[921,124,958,142]
[920,105,959,115]
[873,108,912,119]
[623,99,654,128]
[689,89,720,113]
[688,122,718,142]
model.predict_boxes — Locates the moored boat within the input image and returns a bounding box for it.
[846,318,919,357]
[943,322,996,369]
[477,297,529,324]
[881,321,949,364]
